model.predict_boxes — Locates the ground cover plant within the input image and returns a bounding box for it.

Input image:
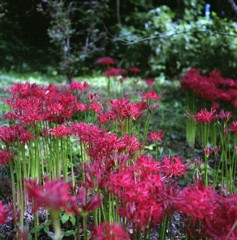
[0,58,237,240]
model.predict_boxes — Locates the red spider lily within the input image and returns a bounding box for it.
[119,77,126,84]
[91,222,129,240]
[88,102,103,113]
[0,125,34,144]
[71,122,105,143]
[209,70,224,86]
[88,92,100,102]
[97,112,111,124]
[180,68,201,91]
[136,154,160,172]
[188,108,217,124]
[129,67,141,74]
[120,134,141,153]
[211,102,220,110]
[81,162,109,190]
[160,156,187,178]
[108,157,164,228]
[26,178,73,213]
[4,82,82,124]
[69,81,90,92]
[176,182,217,222]
[5,97,43,124]
[104,68,126,77]
[148,130,164,143]
[75,103,87,112]
[71,122,127,163]
[227,89,237,105]
[140,90,161,101]
[218,92,232,102]
[96,57,116,65]
[45,92,78,123]
[0,201,8,224]
[109,99,144,121]
[229,121,237,132]
[218,109,232,121]
[144,78,155,86]
[205,194,237,239]
[50,125,71,138]
[71,187,103,215]
[4,82,45,99]
[203,146,220,156]
[0,150,13,165]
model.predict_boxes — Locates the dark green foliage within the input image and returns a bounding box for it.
[1,0,237,78]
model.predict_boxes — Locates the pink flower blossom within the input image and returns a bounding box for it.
[148,130,164,143]
[140,90,161,101]
[0,150,13,165]
[129,67,141,74]
[26,178,72,213]
[91,222,129,240]
[50,125,71,138]
[104,68,126,77]
[96,57,116,65]
[145,78,155,86]
[188,108,217,125]
[69,81,90,92]
[0,201,8,224]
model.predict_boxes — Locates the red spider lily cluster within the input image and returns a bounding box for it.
[0,201,8,224]
[96,56,155,86]
[0,60,237,239]
[181,68,237,105]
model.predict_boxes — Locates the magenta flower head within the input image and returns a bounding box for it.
[129,67,141,74]
[0,150,13,165]
[148,130,164,143]
[104,68,126,77]
[96,57,116,66]
[229,121,237,132]
[71,187,103,215]
[140,90,162,102]
[69,81,90,92]
[188,108,217,125]
[161,156,188,178]
[50,125,71,138]
[91,222,129,240]
[26,178,72,213]
[0,201,9,224]
[145,78,155,87]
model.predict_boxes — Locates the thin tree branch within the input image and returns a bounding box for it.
[103,24,237,45]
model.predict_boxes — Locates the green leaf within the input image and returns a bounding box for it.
[44,226,50,233]
[61,213,70,224]
[70,215,76,226]
[64,230,75,236]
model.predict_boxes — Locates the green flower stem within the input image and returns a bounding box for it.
[76,216,81,240]
[51,210,62,240]
[107,77,111,99]
[9,161,16,213]
[159,215,167,240]
[137,227,141,240]
[69,139,75,187]
[204,154,209,187]
[83,214,88,240]
[186,92,197,146]
[34,212,39,240]
[62,137,68,180]
[141,111,151,152]
[15,148,24,227]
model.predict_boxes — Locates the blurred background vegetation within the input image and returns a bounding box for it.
[1,0,237,79]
